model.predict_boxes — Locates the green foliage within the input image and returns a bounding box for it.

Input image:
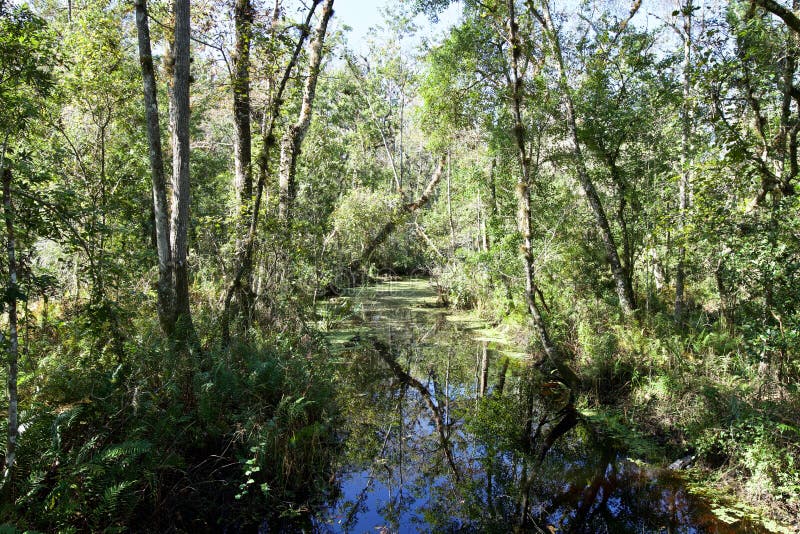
[696,414,800,505]
[466,395,527,453]
[433,254,491,310]
[0,4,55,134]
[1,302,337,530]
[2,0,800,529]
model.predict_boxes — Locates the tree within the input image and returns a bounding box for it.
[505,0,564,368]
[530,0,640,316]
[675,0,694,324]
[347,154,447,274]
[169,0,194,348]
[753,0,800,35]
[1,164,19,489]
[232,0,254,205]
[0,3,53,488]
[221,0,321,342]
[133,0,197,348]
[277,0,334,222]
[134,0,173,335]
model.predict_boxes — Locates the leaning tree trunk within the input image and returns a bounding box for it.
[2,166,19,489]
[754,0,800,35]
[537,0,637,316]
[348,155,447,275]
[505,0,569,378]
[277,0,334,222]
[169,0,197,349]
[134,0,174,336]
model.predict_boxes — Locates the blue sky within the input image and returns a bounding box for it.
[332,0,462,53]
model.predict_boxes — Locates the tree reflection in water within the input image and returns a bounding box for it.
[312,280,765,534]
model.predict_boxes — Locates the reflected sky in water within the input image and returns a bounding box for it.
[310,279,766,534]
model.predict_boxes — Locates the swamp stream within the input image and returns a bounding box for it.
[308,279,766,533]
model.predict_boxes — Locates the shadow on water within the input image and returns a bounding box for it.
[300,278,767,533]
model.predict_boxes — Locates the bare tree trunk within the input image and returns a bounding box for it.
[414,221,445,260]
[399,81,405,190]
[485,157,496,256]
[229,0,255,326]
[277,0,334,222]
[232,0,253,203]
[535,0,637,316]
[479,191,488,252]
[489,156,498,218]
[675,0,692,325]
[2,165,19,488]
[506,0,564,371]
[134,0,174,336]
[169,0,197,348]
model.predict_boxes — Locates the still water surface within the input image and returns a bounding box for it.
[310,279,765,533]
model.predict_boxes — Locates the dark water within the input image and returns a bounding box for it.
[311,279,767,534]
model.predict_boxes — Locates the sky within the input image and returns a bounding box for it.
[331,0,463,54]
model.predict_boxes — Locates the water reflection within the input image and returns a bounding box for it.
[313,280,765,533]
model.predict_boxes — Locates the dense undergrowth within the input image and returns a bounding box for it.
[0,297,337,532]
[3,0,800,530]
[432,259,800,530]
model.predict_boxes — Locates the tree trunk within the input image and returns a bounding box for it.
[604,153,635,294]
[506,0,566,373]
[479,191,488,252]
[134,0,174,336]
[221,0,320,343]
[232,0,253,203]
[537,0,637,316]
[349,155,446,274]
[169,0,197,348]
[229,0,255,326]
[2,166,19,488]
[277,0,334,222]
[675,0,692,325]
[754,0,800,35]
[446,153,456,253]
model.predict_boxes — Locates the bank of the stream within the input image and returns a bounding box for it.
[311,278,786,533]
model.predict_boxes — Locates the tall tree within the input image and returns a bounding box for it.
[674,0,693,324]
[134,0,174,335]
[277,0,334,222]
[169,0,195,343]
[228,0,255,328]
[0,4,53,488]
[232,0,253,204]
[1,165,18,488]
[222,0,320,342]
[530,0,639,316]
[505,0,563,367]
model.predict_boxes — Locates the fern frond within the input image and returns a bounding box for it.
[99,440,152,465]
